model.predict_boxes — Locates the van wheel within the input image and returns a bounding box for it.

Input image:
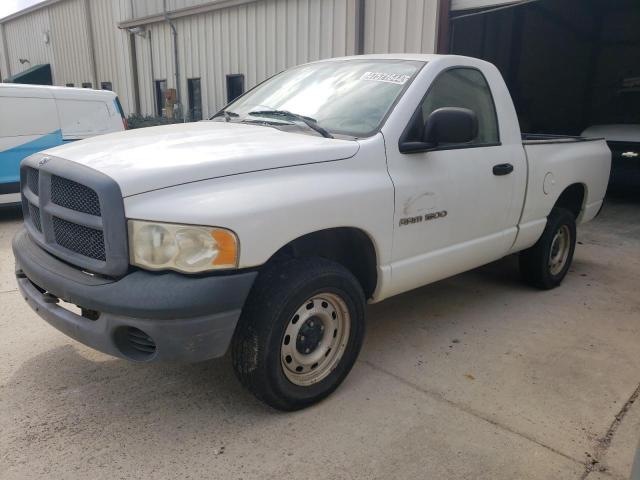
[231,257,365,411]
[519,207,576,290]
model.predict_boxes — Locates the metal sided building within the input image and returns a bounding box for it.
[1,0,638,135]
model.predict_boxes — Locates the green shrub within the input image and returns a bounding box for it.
[127,114,180,130]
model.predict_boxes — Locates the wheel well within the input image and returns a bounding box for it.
[269,228,378,299]
[554,184,585,219]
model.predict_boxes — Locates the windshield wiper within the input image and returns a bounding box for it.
[211,110,239,122]
[248,110,334,138]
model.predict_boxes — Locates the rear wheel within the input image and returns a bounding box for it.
[231,257,365,411]
[520,207,577,290]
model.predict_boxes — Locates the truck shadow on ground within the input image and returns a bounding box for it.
[4,197,627,431]
[6,253,537,422]
[0,206,22,222]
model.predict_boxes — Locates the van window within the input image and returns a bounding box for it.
[57,99,111,139]
[0,97,59,137]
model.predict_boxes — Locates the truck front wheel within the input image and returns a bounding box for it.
[231,257,366,411]
[519,207,577,290]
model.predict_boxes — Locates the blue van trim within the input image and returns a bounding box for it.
[0,130,65,185]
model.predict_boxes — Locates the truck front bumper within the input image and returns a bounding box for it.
[13,229,257,362]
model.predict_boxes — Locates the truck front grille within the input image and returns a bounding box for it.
[52,216,106,261]
[20,156,128,277]
[51,175,102,216]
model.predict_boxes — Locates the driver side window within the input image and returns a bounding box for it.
[414,68,500,146]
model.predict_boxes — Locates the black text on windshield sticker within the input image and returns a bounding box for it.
[361,72,411,85]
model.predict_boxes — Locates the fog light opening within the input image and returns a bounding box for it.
[114,326,157,361]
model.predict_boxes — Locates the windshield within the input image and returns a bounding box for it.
[216,59,424,137]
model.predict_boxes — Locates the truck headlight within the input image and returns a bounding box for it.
[128,220,239,273]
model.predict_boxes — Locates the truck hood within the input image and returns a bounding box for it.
[43,121,360,197]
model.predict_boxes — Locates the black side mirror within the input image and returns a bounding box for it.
[400,107,478,154]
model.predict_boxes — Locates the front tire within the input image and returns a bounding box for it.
[519,207,577,290]
[231,257,366,411]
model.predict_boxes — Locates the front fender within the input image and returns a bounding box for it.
[123,136,394,271]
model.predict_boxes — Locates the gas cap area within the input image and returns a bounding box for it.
[543,172,556,195]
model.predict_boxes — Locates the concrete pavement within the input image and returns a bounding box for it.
[1,198,638,480]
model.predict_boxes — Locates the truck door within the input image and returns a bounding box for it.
[385,67,522,296]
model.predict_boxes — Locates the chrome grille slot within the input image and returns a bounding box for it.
[52,216,106,261]
[26,167,39,196]
[28,203,42,232]
[51,175,101,216]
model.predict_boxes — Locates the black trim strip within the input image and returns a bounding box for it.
[0,182,20,195]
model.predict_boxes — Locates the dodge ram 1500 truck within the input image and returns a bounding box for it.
[13,54,611,410]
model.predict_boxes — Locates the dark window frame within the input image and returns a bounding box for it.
[155,79,167,117]
[226,74,245,103]
[81,82,93,89]
[187,77,202,121]
[100,81,113,91]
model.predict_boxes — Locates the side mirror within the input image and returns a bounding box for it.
[400,107,478,154]
[424,107,478,145]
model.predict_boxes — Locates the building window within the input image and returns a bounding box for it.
[155,80,167,117]
[188,78,202,121]
[101,81,113,91]
[226,74,245,103]
[65,83,74,87]
[82,82,92,89]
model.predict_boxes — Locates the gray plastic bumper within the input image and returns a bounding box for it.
[13,229,257,362]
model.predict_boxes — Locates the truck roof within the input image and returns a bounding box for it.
[311,53,479,63]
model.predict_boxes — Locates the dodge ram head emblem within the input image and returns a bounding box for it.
[38,156,51,166]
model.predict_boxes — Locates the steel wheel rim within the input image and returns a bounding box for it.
[280,293,351,387]
[549,224,571,276]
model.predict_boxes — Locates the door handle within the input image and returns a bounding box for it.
[493,163,514,176]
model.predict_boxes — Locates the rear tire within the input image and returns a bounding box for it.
[231,257,366,411]
[519,207,577,290]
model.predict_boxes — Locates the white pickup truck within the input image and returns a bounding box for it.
[13,54,610,410]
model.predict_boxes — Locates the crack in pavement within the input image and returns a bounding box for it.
[580,383,640,480]
[360,359,584,467]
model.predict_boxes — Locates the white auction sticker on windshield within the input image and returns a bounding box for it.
[361,72,411,85]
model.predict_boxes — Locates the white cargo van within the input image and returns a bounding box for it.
[0,84,126,205]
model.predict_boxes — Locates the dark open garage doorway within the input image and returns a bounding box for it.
[449,0,640,136]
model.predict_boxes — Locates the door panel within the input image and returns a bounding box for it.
[385,66,523,296]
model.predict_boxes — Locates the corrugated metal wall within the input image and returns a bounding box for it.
[135,0,359,117]
[0,24,9,79]
[89,0,137,112]
[363,0,439,54]
[132,0,217,18]
[1,0,443,116]
[3,8,54,77]
[48,0,93,86]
